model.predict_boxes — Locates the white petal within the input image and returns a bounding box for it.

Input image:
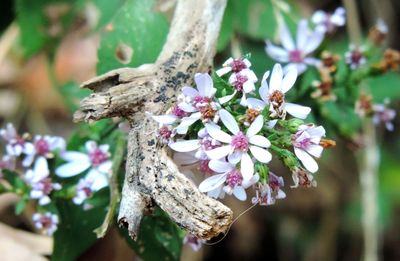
[219,109,240,135]
[205,145,232,160]
[175,112,201,132]
[216,67,232,77]
[306,144,324,158]
[228,151,242,165]
[55,161,91,177]
[39,196,51,206]
[281,67,298,93]
[269,64,283,92]
[22,154,35,168]
[61,151,89,162]
[33,157,49,178]
[267,119,278,129]
[303,30,324,54]
[233,186,247,201]
[294,148,319,173]
[265,43,289,62]
[87,170,109,191]
[276,190,286,199]
[178,102,197,113]
[308,126,326,137]
[205,123,232,143]
[285,103,311,119]
[209,160,233,173]
[296,20,309,50]
[85,140,97,153]
[249,135,270,148]
[304,57,321,67]
[243,81,255,93]
[311,10,326,24]
[279,22,295,50]
[246,98,266,110]
[259,81,270,104]
[97,161,112,173]
[240,153,254,181]
[208,185,224,199]
[249,146,272,163]
[246,115,263,138]
[219,91,237,104]
[169,140,201,152]
[152,114,178,124]
[182,87,199,98]
[199,174,227,192]
[195,73,214,97]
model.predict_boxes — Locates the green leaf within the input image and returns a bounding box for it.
[16,0,78,58]
[319,101,361,137]
[122,207,184,261]
[2,169,28,193]
[231,0,299,41]
[15,198,28,215]
[52,200,107,261]
[96,0,169,74]
[217,3,233,51]
[364,72,400,102]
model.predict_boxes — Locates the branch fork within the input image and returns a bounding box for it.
[73,0,232,240]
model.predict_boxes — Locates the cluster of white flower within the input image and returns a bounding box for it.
[265,7,346,74]
[0,123,112,235]
[152,58,330,205]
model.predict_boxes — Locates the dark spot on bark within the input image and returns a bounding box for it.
[147,139,155,146]
[166,174,174,181]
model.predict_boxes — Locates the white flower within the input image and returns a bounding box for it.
[292,124,326,173]
[247,64,311,119]
[345,45,367,70]
[156,125,176,144]
[219,69,258,106]
[172,73,218,134]
[204,110,272,181]
[0,155,15,177]
[252,172,286,206]
[23,135,65,167]
[168,128,220,160]
[55,140,111,191]
[265,19,324,74]
[25,157,61,205]
[373,103,396,131]
[216,57,252,77]
[0,123,29,156]
[32,212,59,236]
[72,170,109,205]
[312,7,346,33]
[183,234,205,252]
[199,160,259,201]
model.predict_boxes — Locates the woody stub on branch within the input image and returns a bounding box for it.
[73,0,233,240]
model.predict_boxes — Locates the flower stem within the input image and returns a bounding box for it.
[358,118,380,261]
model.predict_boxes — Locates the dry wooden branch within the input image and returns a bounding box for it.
[73,0,233,240]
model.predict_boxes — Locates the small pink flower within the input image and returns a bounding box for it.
[345,45,367,70]
[0,123,29,156]
[373,103,396,131]
[312,7,346,34]
[23,135,65,167]
[252,172,286,206]
[32,212,59,236]
[183,234,205,251]
[216,57,252,76]
[292,125,326,173]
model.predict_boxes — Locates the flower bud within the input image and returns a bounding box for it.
[286,119,304,133]
[280,149,300,170]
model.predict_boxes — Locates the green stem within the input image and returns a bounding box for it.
[357,119,380,261]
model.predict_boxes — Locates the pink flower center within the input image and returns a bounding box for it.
[289,49,304,63]
[158,126,173,141]
[172,105,188,118]
[198,160,213,174]
[231,59,247,72]
[350,50,364,65]
[226,169,243,188]
[89,149,108,166]
[39,215,53,228]
[231,132,249,151]
[232,74,248,91]
[268,173,283,193]
[39,178,55,194]
[193,96,211,108]
[293,134,312,150]
[200,137,219,151]
[82,186,93,197]
[35,138,50,156]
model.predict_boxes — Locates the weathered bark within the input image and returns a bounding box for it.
[73,0,233,240]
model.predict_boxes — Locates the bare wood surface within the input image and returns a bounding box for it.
[73,0,233,240]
